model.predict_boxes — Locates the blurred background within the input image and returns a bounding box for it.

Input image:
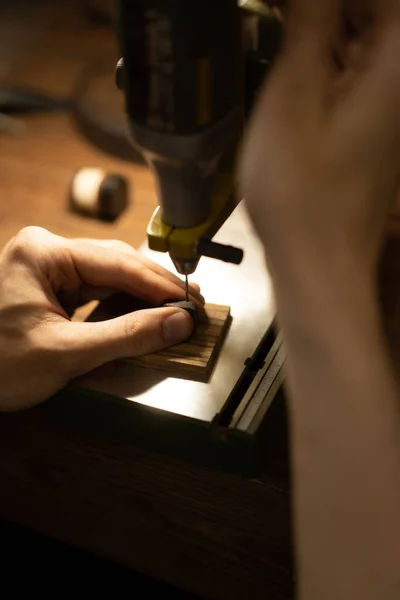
[0,0,125,155]
[0,0,152,248]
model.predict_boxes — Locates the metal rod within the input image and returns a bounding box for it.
[185,274,189,302]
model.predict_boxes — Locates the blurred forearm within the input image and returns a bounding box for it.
[274,255,400,600]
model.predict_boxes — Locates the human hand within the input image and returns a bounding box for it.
[241,0,400,285]
[0,227,203,412]
[241,7,400,598]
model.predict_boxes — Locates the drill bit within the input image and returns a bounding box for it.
[185,274,189,302]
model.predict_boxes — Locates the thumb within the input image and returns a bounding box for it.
[59,308,194,376]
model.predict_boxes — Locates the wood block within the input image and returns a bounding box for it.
[123,303,231,381]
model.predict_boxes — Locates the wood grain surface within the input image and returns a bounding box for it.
[127,304,231,380]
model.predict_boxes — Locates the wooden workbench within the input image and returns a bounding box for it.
[0,4,293,599]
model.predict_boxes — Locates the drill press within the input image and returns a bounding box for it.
[70,1,284,476]
[115,0,245,294]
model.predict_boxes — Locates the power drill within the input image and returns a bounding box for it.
[115,0,281,280]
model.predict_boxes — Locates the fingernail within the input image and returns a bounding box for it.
[163,311,193,343]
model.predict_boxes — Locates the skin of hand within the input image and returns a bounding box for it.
[240,1,400,599]
[0,226,204,412]
[241,0,400,283]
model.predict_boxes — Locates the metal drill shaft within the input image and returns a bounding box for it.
[185,274,189,302]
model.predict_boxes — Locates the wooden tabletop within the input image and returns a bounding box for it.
[0,4,293,599]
